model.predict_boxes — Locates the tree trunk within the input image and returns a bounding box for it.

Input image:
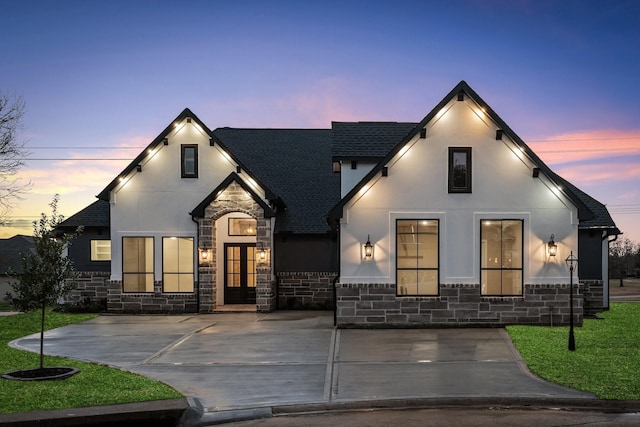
[40,301,46,369]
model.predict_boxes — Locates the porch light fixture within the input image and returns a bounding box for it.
[363,235,373,260]
[257,244,270,267]
[198,245,212,264]
[565,251,578,352]
[547,234,558,257]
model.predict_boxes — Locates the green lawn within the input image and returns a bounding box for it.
[0,309,182,414]
[507,302,640,400]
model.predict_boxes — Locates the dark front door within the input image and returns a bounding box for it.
[224,243,257,304]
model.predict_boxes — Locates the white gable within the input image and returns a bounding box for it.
[339,96,578,285]
[108,117,268,282]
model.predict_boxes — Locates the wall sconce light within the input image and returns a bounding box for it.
[257,244,270,266]
[199,246,211,264]
[363,235,373,260]
[548,234,558,257]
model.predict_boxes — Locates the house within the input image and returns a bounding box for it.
[0,235,34,301]
[61,81,620,327]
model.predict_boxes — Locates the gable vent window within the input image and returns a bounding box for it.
[181,144,198,178]
[448,147,472,193]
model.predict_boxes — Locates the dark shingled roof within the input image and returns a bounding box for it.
[58,200,110,230]
[212,128,337,234]
[332,122,418,160]
[0,235,34,275]
[551,172,620,232]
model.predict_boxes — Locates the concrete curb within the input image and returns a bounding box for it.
[2,396,640,426]
[0,398,189,427]
[271,397,640,415]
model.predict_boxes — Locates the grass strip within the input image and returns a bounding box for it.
[0,310,182,414]
[507,302,640,400]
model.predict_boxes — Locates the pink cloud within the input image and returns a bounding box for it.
[554,161,640,185]
[527,129,640,166]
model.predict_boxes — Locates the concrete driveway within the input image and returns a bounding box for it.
[10,311,594,412]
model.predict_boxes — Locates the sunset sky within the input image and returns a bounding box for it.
[2,0,639,243]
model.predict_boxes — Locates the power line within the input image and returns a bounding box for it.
[527,137,640,142]
[26,146,146,149]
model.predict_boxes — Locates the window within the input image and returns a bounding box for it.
[163,237,194,292]
[90,240,111,261]
[481,220,523,296]
[181,144,198,178]
[396,219,439,296]
[123,237,154,292]
[448,147,472,193]
[228,218,257,236]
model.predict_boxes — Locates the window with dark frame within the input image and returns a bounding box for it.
[162,237,194,293]
[480,219,523,296]
[181,144,198,178]
[448,147,472,193]
[396,219,439,296]
[228,218,257,236]
[122,237,154,293]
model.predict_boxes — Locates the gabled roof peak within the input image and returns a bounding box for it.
[328,80,609,229]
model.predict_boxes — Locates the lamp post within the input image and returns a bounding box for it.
[565,251,578,351]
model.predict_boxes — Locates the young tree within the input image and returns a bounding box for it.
[9,195,81,369]
[0,91,29,218]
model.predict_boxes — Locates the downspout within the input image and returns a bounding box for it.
[332,221,340,327]
[275,270,280,310]
[190,214,201,312]
[604,233,619,310]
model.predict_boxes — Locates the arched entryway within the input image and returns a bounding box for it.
[193,180,275,313]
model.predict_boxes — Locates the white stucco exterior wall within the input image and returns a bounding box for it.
[109,119,266,282]
[340,161,377,197]
[339,98,579,286]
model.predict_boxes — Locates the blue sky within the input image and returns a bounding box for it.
[2,0,639,242]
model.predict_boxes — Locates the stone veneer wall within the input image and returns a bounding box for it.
[107,281,198,314]
[336,283,586,328]
[277,272,337,309]
[582,280,604,316]
[64,272,109,304]
[197,181,274,313]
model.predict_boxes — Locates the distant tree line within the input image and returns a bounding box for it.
[609,237,640,286]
